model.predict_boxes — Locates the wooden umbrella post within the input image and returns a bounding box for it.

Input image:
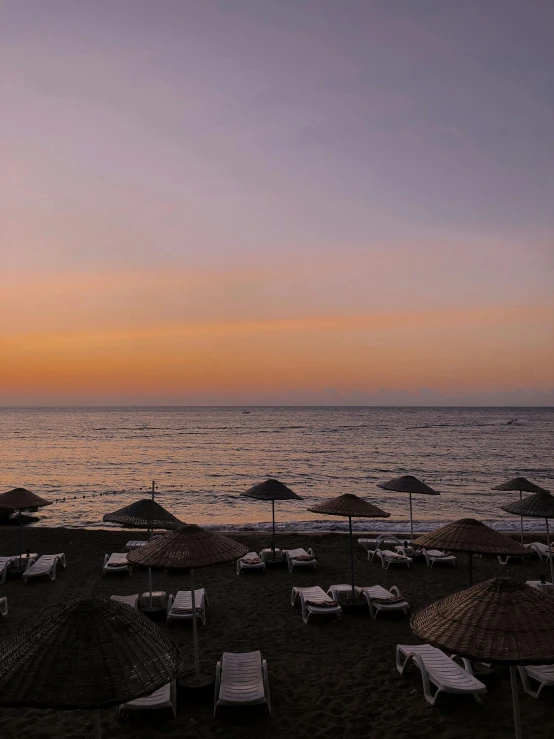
[272,499,276,560]
[545,517,554,585]
[510,666,522,739]
[190,569,200,678]
[348,516,356,601]
[468,552,473,586]
[409,492,414,543]
[519,490,524,545]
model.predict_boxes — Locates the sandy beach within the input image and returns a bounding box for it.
[2,527,554,739]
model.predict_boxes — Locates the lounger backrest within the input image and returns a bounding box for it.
[298,586,330,602]
[173,589,205,610]
[364,585,392,599]
[108,554,129,565]
[287,548,310,559]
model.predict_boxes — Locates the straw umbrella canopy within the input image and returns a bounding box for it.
[0,488,52,565]
[493,477,549,545]
[128,525,247,682]
[103,498,183,612]
[241,479,303,559]
[308,494,390,600]
[414,518,528,585]
[376,475,438,542]
[0,597,180,738]
[502,490,554,585]
[411,577,554,739]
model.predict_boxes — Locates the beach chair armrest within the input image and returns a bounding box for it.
[262,659,271,715]
[213,661,222,716]
[307,548,315,557]
[389,586,402,598]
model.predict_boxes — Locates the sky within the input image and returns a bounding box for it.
[1,0,553,406]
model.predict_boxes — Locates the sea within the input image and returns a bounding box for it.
[0,407,552,534]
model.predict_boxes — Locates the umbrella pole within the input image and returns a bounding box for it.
[348,516,356,601]
[272,500,276,561]
[148,567,153,609]
[94,709,102,739]
[468,552,473,586]
[18,508,22,563]
[409,493,414,542]
[545,517,554,585]
[510,666,522,739]
[191,568,200,678]
[519,490,524,546]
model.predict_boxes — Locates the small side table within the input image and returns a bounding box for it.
[139,591,167,611]
[260,548,284,563]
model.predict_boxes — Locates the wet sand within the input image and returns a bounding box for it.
[1,527,554,739]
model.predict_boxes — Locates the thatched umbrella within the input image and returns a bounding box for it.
[103,498,183,611]
[493,477,549,545]
[411,577,554,739]
[502,489,554,585]
[241,479,303,560]
[0,597,180,738]
[128,525,247,682]
[377,475,439,542]
[414,518,528,585]
[308,494,390,600]
[0,488,52,565]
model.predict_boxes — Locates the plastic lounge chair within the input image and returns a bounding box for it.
[237,552,266,575]
[361,585,410,619]
[285,548,317,572]
[119,681,177,718]
[371,549,412,569]
[517,665,554,698]
[22,554,65,583]
[327,584,363,602]
[125,540,148,551]
[0,558,14,585]
[167,589,208,626]
[214,651,271,716]
[103,553,132,576]
[110,594,140,610]
[358,535,403,557]
[421,549,457,568]
[291,586,342,624]
[0,597,7,616]
[396,644,486,705]
[527,542,554,562]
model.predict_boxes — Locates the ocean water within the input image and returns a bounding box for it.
[0,407,552,533]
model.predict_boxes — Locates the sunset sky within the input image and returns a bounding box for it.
[2,0,553,406]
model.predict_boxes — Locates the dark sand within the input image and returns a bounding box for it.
[1,527,554,739]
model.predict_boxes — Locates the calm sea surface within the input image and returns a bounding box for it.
[0,407,552,533]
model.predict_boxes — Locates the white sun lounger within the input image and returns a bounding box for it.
[110,594,139,610]
[358,535,404,557]
[517,665,554,698]
[22,554,66,583]
[103,553,132,576]
[285,548,317,572]
[167,589,208,626]
[397,644,486,705]
[421,549,457,568]
[362,585,410,619]
[526,542,554,561]
[0,597,7,616]
[0,555,37,584]
[237,552,266,575]
[125,540,148,551]
[214,651,271,716]
[291,586,343,624]
[119,681,177,718]
[371,549,412,569]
